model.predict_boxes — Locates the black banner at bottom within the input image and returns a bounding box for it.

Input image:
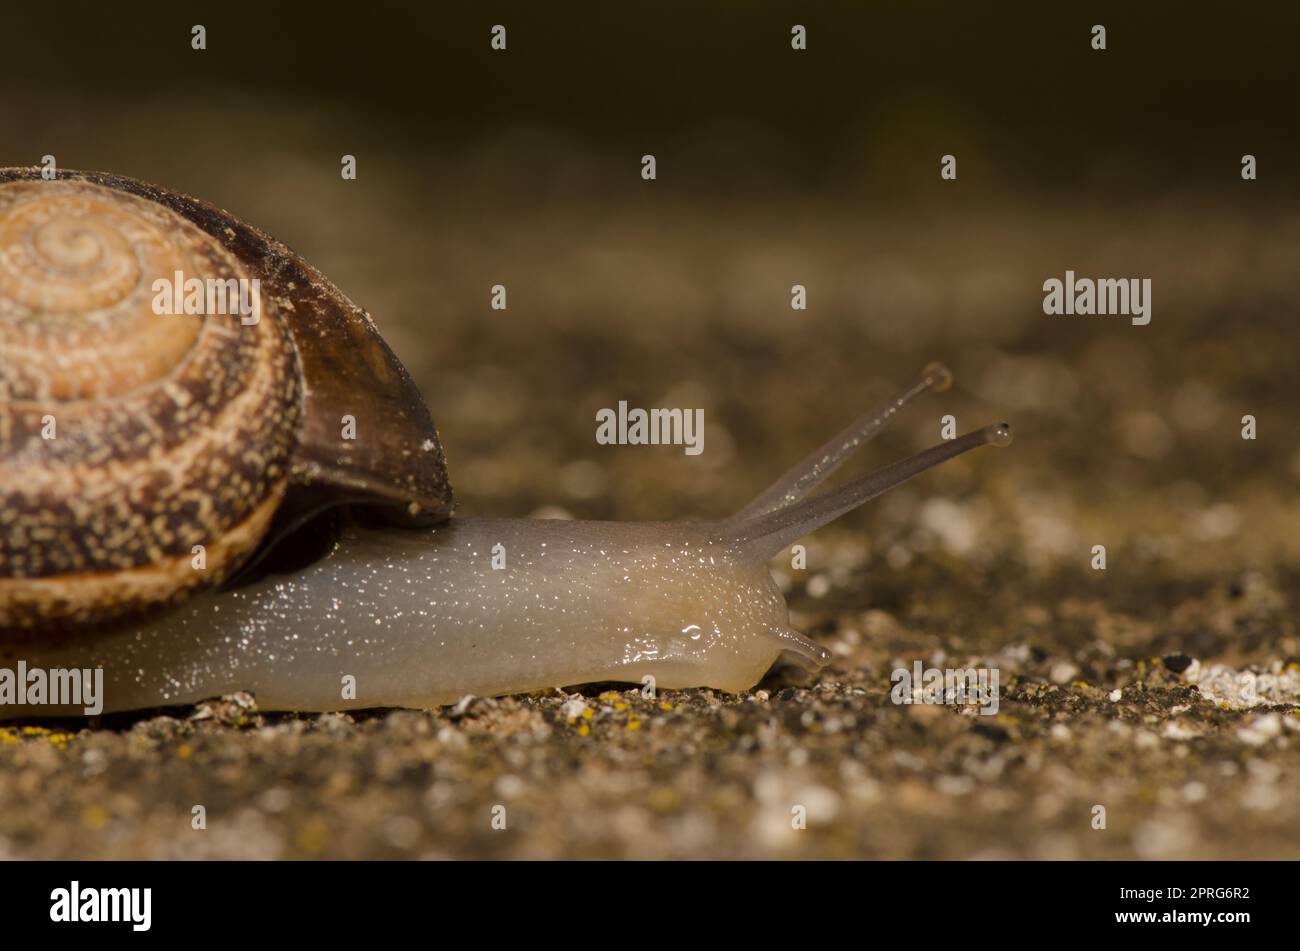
[0,859,1277,937]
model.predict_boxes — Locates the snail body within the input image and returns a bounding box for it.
[0,169,1010,717]
[20,518,811,713]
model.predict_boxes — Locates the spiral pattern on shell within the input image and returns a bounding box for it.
[0,178,302,630]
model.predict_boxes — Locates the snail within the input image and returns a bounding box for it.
[0,168,1012,718]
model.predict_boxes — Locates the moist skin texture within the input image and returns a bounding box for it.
[3,517,828,716]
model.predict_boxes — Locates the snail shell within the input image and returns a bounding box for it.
[0,168,452,631]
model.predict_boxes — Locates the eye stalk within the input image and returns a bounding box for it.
[724,365,1011,560]
[922,361,954,393]
[987,421,1013,448]
[731,361,960,523]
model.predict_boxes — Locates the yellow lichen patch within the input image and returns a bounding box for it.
[294,817,331,854]
[648,787,681,811]
[577,724,590,737]
[0,726,75,749]
[581,709,594,721]
[81,805,109,830]
[614,702,628,711]
[626,718,641,732]
[177,744,193,759]
[659,703,674,711]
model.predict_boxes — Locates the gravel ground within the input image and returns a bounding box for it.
[2,105,1298,858]
[3,563,1298,859]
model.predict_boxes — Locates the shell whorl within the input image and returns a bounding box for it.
[0,179,302,630]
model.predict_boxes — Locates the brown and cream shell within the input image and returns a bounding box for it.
[0,168,452,631]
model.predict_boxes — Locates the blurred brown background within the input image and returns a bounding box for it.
[4,1,1297,547]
